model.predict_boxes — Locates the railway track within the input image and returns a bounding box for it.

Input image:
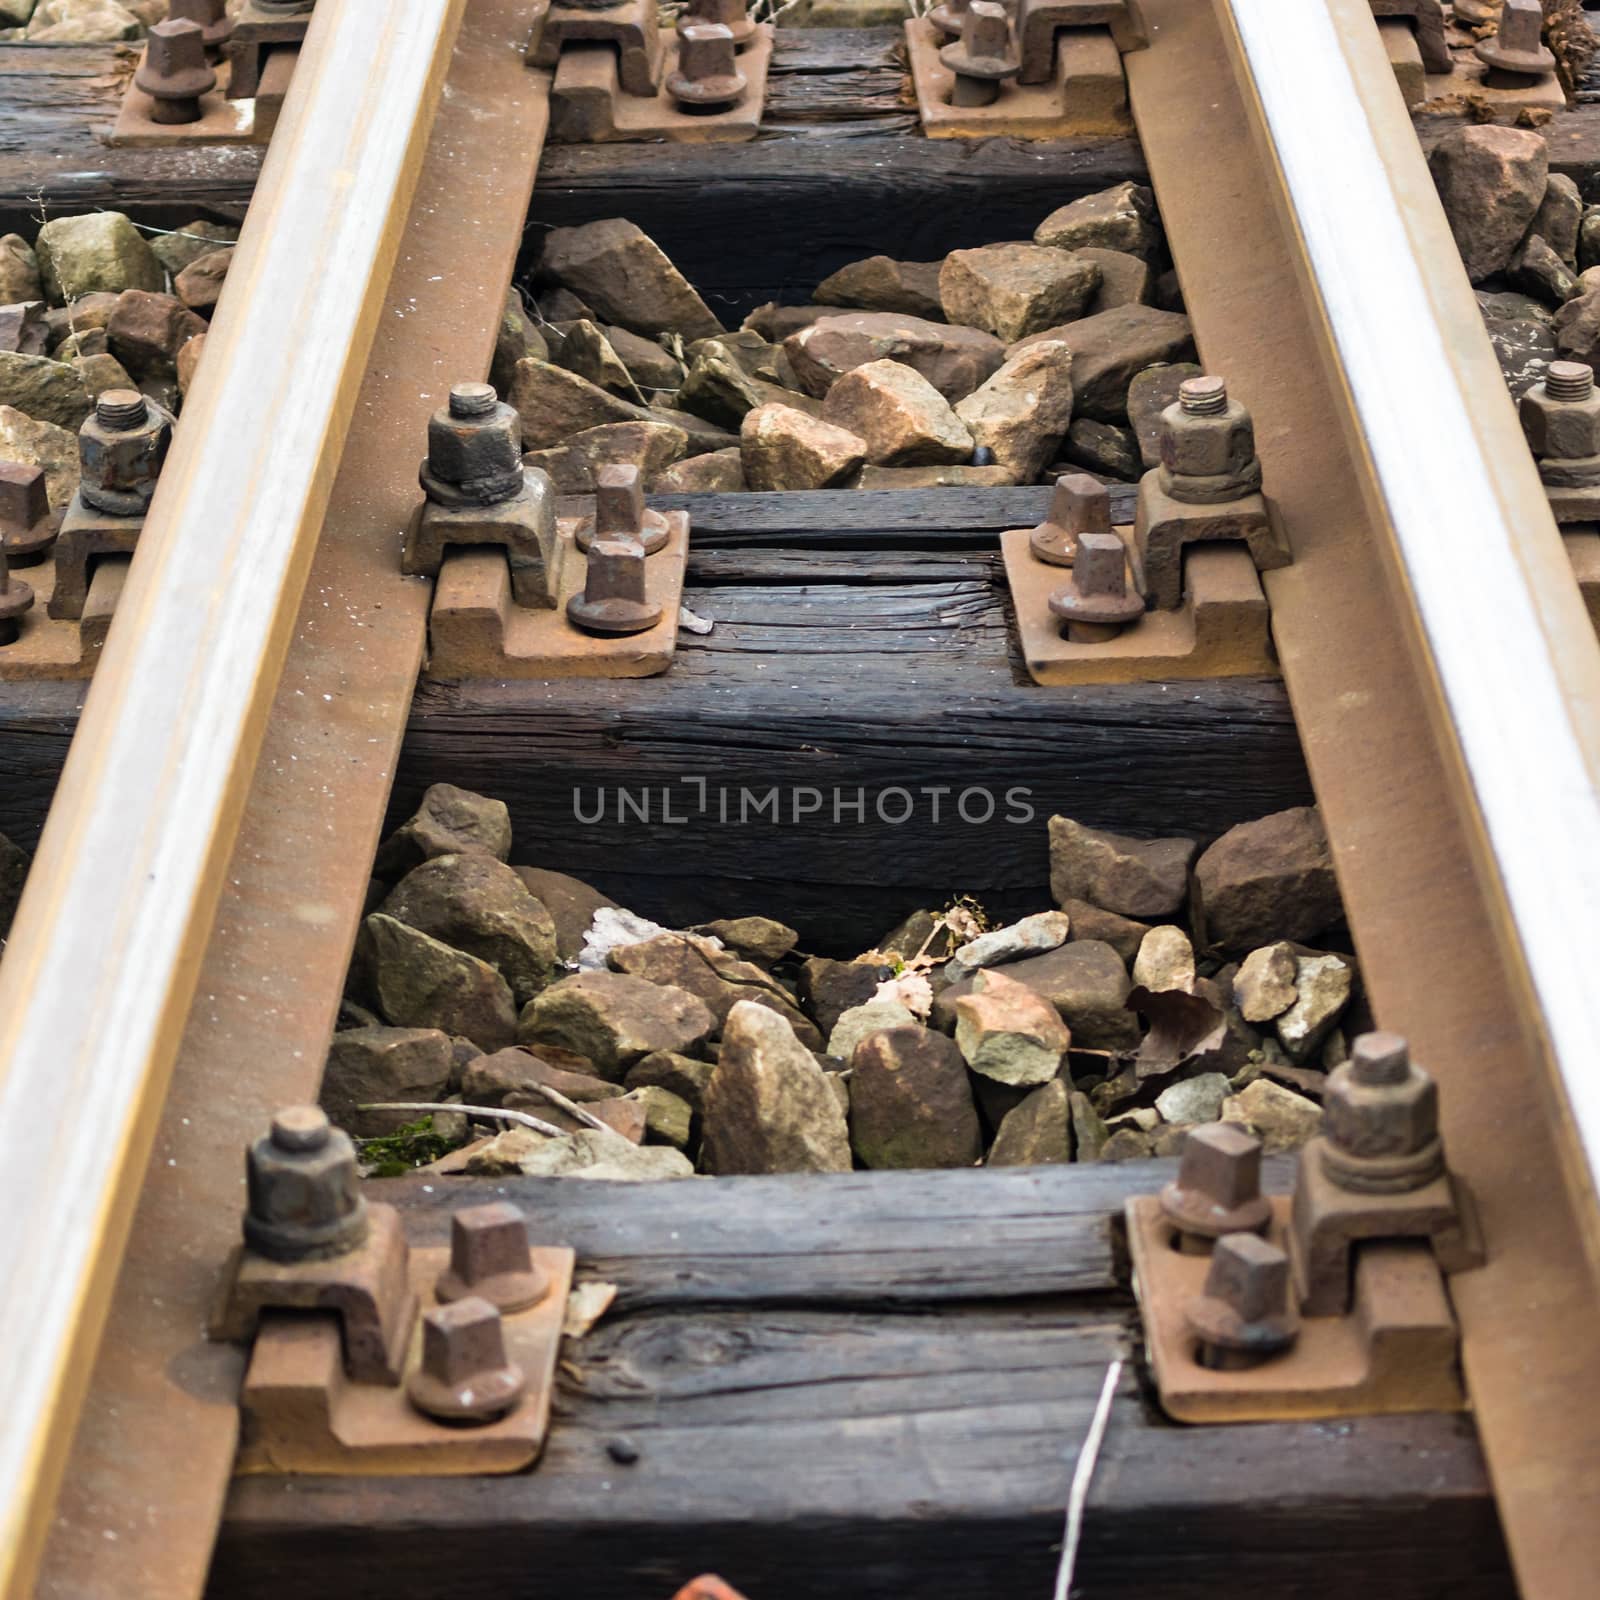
[0,2,1598,1598]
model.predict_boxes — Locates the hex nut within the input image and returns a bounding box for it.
[1157,394,1262,501]
[243,1104,370,1263]
[78,391,172,516]
[421,383,524,507]
[1519,379,1600,471]
[1321,1030,1444,1193]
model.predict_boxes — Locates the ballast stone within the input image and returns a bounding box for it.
[35,212,163,304]
[818,358,974,467]
[701,1001,852,1174]
[539,219,723,343]
[939,243,1101,345]
[517,971,716,1078]
[1048,814,1197,919]
[954,340,1075,482]
[1427,124,1549,283]
[848,1024,983,1169]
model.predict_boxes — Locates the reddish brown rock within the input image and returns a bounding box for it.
[106,289,208,380]
[1010,305,1194,422]
[462,1045,620,1106]
[539,218,723,341]
[1034,183,1162,261]
[1048,814,1197,919]
[952,968,1071,1086]
[741,402,866,490]
[175,333,204,396]
[813,256,946,320]
[1191,806,1343,951]
[174,247,231,317]
[818,358,973,466]
[608,932,822,1047]
[652,447,746,493]
[848,1024,982,1169]
[511,866,616,964]
[934,938,1137,1051]
[1062,898,1149,965]
[953,340,1075,481]
[1428,124,1549,283]
[939,243,1101,344]
[784,312,1005,403]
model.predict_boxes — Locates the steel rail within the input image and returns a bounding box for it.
[0,3,467,1593]
[1128,3,1600,1594]
[33,7,551,1595]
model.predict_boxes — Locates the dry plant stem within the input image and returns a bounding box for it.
[504,1079,613,1134]
[359,1101,566,1139]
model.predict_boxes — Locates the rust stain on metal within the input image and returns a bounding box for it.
[235,1243,573,1475]
[1129,1,1600,1585]
[36,5,549,1593]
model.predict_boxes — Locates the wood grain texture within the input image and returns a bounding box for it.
[0,485,1310,953]
[210,1160,1514,1600]
[399,487,1308,950]
[0,5,468,1593]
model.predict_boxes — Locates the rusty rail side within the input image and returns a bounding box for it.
[31,10,550,1597]
[1127,4,1600,1596]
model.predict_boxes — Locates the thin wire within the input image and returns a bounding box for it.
[1053,1357,1123,1600]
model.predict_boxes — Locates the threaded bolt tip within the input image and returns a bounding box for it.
[1179,376,1228,416]
[449,382,498,419]
[1546,361,1594,402]
[97,390,148,430]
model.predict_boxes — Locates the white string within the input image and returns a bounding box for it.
[1052,1357,1123,1600]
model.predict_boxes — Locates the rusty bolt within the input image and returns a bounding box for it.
[678,0,756,50]
[1157,375,1264,505]
[1184,1232,1298,1371]
[243,1104,370,1264]
[1476,0,1555,78]
[0,461,58,565]
[1160,1122,1272,1254]
[1519,361,1600,487]
[421,381,525,509]
[1320,1030,1445,1195]
[939,1,1019,108]
[135,18,217,125]
[928,0,972,40]
[435,1200,550,1314]
[1046,529,1145,643]
[168,0,233,56]
[407,1296,527,1425]
[1030,472,1111,568]
[577,461,670,554]
[79,390,172,517]
[668,23,748,112]
[568,536,665,636]
[0,545,35,647]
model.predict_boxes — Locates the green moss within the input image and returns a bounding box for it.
[357,1117,454,1178]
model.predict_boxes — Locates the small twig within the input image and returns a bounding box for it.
[1053,1357,1123,1600]
[507,1079,616,1136]
[358,1101,565,1139]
